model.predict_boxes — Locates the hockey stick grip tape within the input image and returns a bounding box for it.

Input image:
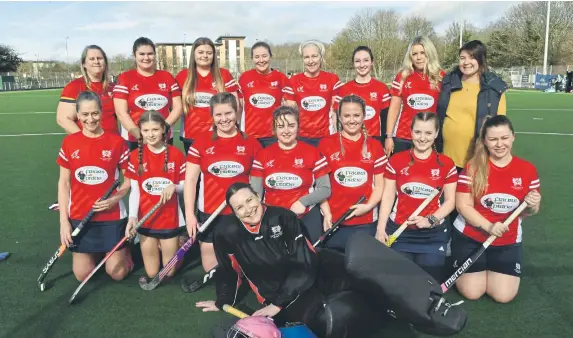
[223,305,250,319]
[197,201,227,233]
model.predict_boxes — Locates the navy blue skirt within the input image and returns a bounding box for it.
[385,218,449,255]
[69,218,127,253]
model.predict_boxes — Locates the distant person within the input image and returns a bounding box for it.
[113,37,183,151]
[333,46,391,142]
[437,40,507,172]
[175,37,240,154]
[385,36,445,155]
[57,45,118,134]
[238,42,288,147]
[283,40,343,147]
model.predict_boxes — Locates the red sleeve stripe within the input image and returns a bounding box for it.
[446,166,457,178]
[187,146,200,158]
[386,163,396,174]
[282,87,294,95]
[224,79,236,88]
[58,149,68,162]
[333,81,343,90]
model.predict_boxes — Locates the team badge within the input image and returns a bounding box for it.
[167,162,175,173]
[431,168,440,180]
[512,177,523,190]
[319,84,327,91]
[361,151,372,162]
[270,81,278,88]
[270,225,283,239]
[370,92,377,100]
[236,146,245,155]
[294,158,304,168]
[101,150,112,161]
[158,83,167,90]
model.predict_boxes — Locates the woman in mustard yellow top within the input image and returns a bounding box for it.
[436,40,508,170]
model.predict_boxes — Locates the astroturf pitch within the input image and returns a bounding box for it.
[0,89,572,338]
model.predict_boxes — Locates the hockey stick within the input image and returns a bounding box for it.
[37,180,120,292]
[386,187,442,247]
[440,201,528,293]
[182,196,366,294]
[68,200,162,304]
[138,201,227,291]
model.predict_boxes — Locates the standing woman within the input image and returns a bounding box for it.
[113,37,183,150]
[452,115,541,303]
[250,106,331,244]
[376,112,458,281]
[176,37,240,154]
[57,91,132,282]
[238,41,289,148]
[124,110,187,280]
[318,95,387,252]
[283,40,343,147]
[437,40,507,171]
[57,45,118,135]
[333,46,391,142]
[184,92,261,272]
[385,36,445,156]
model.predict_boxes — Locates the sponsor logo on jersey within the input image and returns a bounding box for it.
[480,193,520,214]
[75,166,108,185]
[247,81,254,88]
[406,94,434,110]
[208,161,244,178]
[364,105,376,120]
[135,94,168,110]
[249,94,275,109]
[300,96,326,111]
[400,182,435,199]
[71,150,80,160]
[265,160,274,168]
[297,86,304,93]
[206,146,215,155]
[265,173,303,190]
[195,92,214,108]
[334,167,368,188]
[132,84,139,91]
[330,152,341,162]
[400,167,410,176]
[142,177,173,195]
[405,82,412,89]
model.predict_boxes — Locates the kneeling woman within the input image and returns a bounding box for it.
[124,110,187,280]
[196,183,380,337]
[376,112,458,281]
[57,91,132,282]
[250,106,331,243]
[453,115,541,303]
[318,95,387,252]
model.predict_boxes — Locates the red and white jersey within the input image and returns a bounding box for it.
[60,77,118,134]
[125,145,186,230]
[385,151,457,226]
[56,132,129,221]
[113,69,181,142]
[283,71,343,138]
[251,142,330,214]
[455,157,540,246]
[318,134,387,225]
[389,70,445,140]
[238,69,288,139]
[187,132,262,215]
[175,68,239,139]
[333,79,391,137]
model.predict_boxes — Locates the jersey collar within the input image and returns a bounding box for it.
[240,206,267,234]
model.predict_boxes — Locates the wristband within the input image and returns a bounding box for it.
[426,215,439,228]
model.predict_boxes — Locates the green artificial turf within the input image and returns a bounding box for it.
[0,89,572,338]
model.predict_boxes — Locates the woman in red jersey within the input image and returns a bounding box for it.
[238,41,288,148]
[57,91,132,282]
[283,40,343,147]
[452,115,541,303]
[318,95,386,252]
[184,92,261,272]
[124,110,186,280]
[376,112,458,281]
[333,46,391,142]
[250,106,331,243]
[57,45,118,135]
[385,36,445,155]
[176,37,240,154]
[113,37,183,150]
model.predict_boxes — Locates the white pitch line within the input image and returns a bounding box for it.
[516,132,573,136]
[508,108,573,111]
[0,111,55,115]
[0,130,182,137]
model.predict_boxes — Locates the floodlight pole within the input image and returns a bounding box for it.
[543,1,551,75]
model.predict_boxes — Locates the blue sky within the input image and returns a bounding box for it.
[0,1,521,62]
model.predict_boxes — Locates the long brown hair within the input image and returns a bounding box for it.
[80,45,110,92]
[407,112,443,167]
[467,115,515,198]
[137,110,169,175]
[337,95,368,158]
[209,92,245,141]
[182,37,225,114]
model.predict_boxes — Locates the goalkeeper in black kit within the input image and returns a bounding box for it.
[195,182,379,337]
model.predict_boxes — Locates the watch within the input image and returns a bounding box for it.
[427,215,439,228]
[384,133,393,139]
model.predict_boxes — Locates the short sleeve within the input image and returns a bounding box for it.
[456,168,472,193]
[251,149,265,178]
[444,160,458,184]
[384,157,398,180]
[528,166,540,191]
[175,69,187,89]
[118,141,130,170]
[125,151,139,180]
[222,69,239,93]
[282,76,295,101]
[380,84,391,108]
[57,140,70,169]
[60,81,79,103]
[177,150,186,182]
[390,72,403,97]
[371,142,387,175]
[331,74,343,99]
[169,73,182,97]
[313,151,331,178]
[113,72,130,100]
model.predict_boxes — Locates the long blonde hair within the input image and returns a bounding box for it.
[80,45,110,92]
[182,37,225,114]
[400,36,442,91]
[467,115,515,199]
